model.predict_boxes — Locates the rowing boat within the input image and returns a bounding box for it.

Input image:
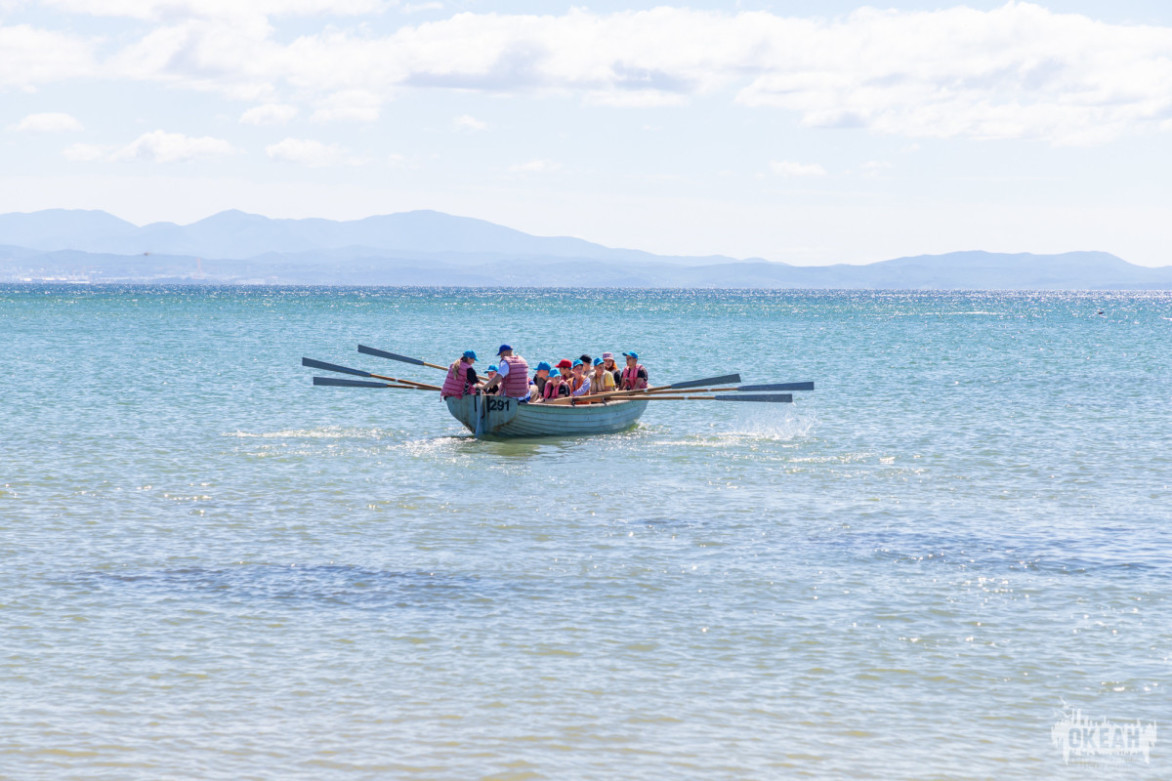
[444,395,649,438]
[305,349,810,440]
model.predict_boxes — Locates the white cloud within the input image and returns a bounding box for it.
[733,5,1172,145]
[14,112,84,132]
[453,114,487,132]
[240,103,297,125]
[42,0,388,22]
[266,137,354,167]
[508,159,562,174]
[0,24,95,88]
[62,131,235,163]
[14,4,1172,146]
[770,160,827,177]
[113,130,236,162]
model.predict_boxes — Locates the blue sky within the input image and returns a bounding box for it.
[2,1,1171,266]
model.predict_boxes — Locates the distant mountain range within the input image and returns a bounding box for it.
[2,208,1169,289]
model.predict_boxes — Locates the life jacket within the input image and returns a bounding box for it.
[441,360,472,398]
[568,373,587,394]
[500,355,530,397]
[543,375,569,399]
[621,363,648,390]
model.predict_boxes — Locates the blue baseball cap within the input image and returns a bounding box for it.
[496,344,512,355]
[593,357,604,366]
[487,364,498,373]
[463,350,477,360]
[623,351,639,360]
[571,359,583,368]
[535,361,552,372]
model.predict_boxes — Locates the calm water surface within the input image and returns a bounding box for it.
[1,286,1169,779]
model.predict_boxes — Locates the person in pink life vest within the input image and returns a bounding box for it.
[542,359,572,401]
[441,350,480,399]
[620,351,648,391]
[484,344,531,399]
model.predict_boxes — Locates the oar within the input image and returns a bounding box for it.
[564,372,745,404]
[658,373,741,390]
[358,344,447,372]
[645,381,814,394]
[547,392,793,405]
[302,357,441,390]
[626,393,793,403]
[312,377,428,390]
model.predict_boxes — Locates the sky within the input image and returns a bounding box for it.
[2,1,1172,266]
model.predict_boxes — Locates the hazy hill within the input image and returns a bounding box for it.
[1,209,1170,289]
[0,208,732,266]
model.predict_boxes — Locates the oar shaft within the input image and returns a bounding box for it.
[663,373,741,390]
[542,392,793,404]
[363,375,440,391]
[631,393,793,402]
[313,377,429,389]
[555,372,743,403]
[643,381,814,394]
[303,357,441,390]
[358,344,447,372]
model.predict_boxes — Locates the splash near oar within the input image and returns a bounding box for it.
[303,347,813,438]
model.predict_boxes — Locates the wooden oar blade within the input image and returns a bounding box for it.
[302,357,373,378]
[713,393,793,403]
[357,344,425,366]
[313,376,393,388]
[736,381,814,392]
[667,373,741,390]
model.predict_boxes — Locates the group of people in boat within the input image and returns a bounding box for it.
[441,344,648,402]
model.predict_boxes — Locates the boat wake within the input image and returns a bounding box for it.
[223,426,397,440]
[667,409,816,446]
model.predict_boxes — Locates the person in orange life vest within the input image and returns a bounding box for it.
[441,350,480,399]
[620,351,648,390]
[568,359,592,397]
[529,361,553,400]
[542,359,573,401]
[601,351,622,387]
[484,344,531,399]
[591,357,616,394]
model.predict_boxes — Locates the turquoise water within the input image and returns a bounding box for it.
[2,285,1169,779]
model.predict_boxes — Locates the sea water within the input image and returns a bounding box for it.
[1,285,1169,779]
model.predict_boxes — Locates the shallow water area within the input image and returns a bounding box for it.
[1,285,1169,778]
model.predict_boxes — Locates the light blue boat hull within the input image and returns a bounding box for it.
[445,395,648,438]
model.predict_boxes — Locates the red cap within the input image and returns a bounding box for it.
[555,359,573,369]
